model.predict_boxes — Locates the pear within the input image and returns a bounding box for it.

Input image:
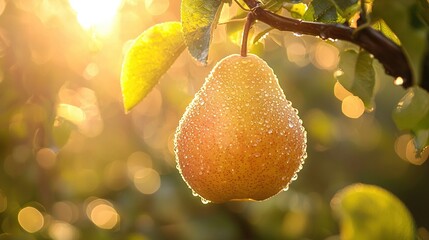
[174,54,307,203]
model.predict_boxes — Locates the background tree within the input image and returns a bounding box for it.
[0,0,428,239]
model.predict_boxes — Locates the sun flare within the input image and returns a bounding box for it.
[69,0,122,33]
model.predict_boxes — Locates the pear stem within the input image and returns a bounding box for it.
[241,0,414,89]
[241,11,256,57]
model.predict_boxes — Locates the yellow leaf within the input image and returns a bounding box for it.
[120,22,185,112]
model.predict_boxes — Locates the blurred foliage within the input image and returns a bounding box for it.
[0,0,428,240]
[332,184,416,240]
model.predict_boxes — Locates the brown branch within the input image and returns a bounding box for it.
[241,11,257,57]
[242,0,414,88]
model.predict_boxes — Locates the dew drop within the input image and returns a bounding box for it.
[394,77,404,86]
[283,185,290,191]
[192,190,199,197]
[201,197,210,204]
[288,122,294,128]
[302,152,308,159]
[291,173,298,181]
[268,129,273,134]
[334,69,344,77]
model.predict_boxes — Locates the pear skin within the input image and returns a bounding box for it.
[174,54,307,203]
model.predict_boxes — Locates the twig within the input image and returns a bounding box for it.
[241,0,414,88]
[241,11,257,56]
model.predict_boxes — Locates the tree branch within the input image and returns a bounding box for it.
[242,0,414,89]
[241,11,257,57]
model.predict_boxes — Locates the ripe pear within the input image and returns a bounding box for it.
[174,54,307,203]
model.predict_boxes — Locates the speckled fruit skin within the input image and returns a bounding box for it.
[174,54,307,203]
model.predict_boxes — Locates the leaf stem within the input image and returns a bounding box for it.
[241,0,414,89]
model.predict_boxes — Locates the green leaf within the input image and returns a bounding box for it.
[120,22,185,112]
[414,129,429,153]
[372,0,428,85]
[330,0,360,20]
[336,49,375,108]
[393,87,429,153]
[331,184,416,240]
[283,3,308,19]
[181,0,225,64]
[303,0,345,23]
[371,19,401,46]
[393,87,429,131]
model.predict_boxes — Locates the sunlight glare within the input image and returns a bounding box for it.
[69,0,122,33]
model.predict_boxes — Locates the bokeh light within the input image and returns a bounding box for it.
[86,198,120,229]
[56,87,104,138]
[48,221,80,240]
[133,168,161,194]
[127,151,153,179]
[36,148,57,169]
[286,41,308,67]
[52,201,79,223]
[312,41,339,70]
[341,95,365,119]
[333,81,353,101]
[395,134,429,165]
[83,62,100,80]
[56,104,86,125]
[18,206,45,233]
